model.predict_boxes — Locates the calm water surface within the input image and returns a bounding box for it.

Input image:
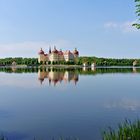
[0,67,140,140]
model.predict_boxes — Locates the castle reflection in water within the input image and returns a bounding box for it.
[0,66,138,86]
[38,68,79,86]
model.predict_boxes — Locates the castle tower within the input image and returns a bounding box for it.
[73,48,79,62]
[38,48,45,63]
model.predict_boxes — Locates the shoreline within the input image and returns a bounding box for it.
[1,65,140,69]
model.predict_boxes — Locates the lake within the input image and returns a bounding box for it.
[0,67,140,140]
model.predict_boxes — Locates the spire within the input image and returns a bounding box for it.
[49,46,51,54]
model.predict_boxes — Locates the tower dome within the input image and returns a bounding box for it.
[73,48,79,55]
[38,48,44,55]
[52,46,58,53]
[59,49,63,55]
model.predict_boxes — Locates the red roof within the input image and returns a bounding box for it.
[64,50,72,55]
[58,50,63,55]
[73,49,79,55]
[44,54,48,56]
[38,48,44,55]
[52,48,58,53]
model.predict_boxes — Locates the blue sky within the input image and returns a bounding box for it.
[0,0,140,58]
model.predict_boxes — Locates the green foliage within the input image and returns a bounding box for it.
[48,61,51,65]
[1,67,140,74]
[0,57,38,66]
[0,67,39,73]
[103,119,140,140]
[133,0,140,29]
[52,61,55,65]
[0,57,140,66]
[78,57,138,66]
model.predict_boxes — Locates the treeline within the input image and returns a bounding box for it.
[46,61,76,65]
[0,57,38,66]
[0,57,140,66]
[78,57,140,66]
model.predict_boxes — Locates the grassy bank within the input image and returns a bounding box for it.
[0,120,140,139]
[103,119,140,140]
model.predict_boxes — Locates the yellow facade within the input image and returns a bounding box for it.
[38,69,79,85]
[38,47,79,64]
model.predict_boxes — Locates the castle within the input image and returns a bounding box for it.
[38,47,79,64]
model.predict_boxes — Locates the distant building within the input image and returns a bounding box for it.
[133,60,137,67]
[12,61,17,66]
[83,62,88,67]
[91,62,96,68]
[38,47,79,64]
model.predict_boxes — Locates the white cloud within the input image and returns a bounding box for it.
[0,40,75,58]
[104,22,118,28]
[104,20,139,33]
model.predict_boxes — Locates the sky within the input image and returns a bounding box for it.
[0,0,140,58]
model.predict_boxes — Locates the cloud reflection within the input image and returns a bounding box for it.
[105,98,140,111]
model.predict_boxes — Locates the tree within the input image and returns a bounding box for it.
[133,0,140,29]
[48,61,51,65]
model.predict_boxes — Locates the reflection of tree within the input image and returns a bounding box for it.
[79,68,140,75]
[0,67,39,73]
[1,67,140,83]
[1,67,140,75]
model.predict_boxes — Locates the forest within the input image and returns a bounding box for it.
[0,57,139,66]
